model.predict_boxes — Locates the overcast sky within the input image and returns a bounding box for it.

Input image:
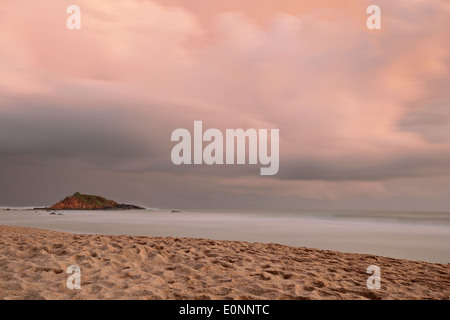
[0,0,449,210]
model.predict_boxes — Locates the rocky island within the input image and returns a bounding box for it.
[35,192,144,210]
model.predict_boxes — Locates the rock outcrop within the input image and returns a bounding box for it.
[36,192,144,210]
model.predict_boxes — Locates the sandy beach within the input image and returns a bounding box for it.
[1,208,449,263]
[0,225,448,300]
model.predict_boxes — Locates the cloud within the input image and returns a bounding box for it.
[400,99,450,143]
[0,0,449,208]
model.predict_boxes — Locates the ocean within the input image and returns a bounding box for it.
[0,208,449,263]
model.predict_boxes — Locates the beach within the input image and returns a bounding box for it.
[0,225,448,300]
[0,209,449,263]
[1,0,449,304]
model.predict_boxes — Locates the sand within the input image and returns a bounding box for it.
[0,225,448,300]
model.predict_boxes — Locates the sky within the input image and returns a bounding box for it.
[0,0,449,210]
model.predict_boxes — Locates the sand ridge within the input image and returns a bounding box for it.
[0,225,448,300]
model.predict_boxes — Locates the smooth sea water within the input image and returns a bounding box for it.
[0,208,449,263]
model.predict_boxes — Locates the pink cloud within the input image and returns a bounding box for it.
[0,0,449,208]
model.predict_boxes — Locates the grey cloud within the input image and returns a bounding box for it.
[277,150,450,181]
[399,99,450,143]
[0,96,162,169]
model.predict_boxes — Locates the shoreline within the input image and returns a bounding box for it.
[0,225,448,300]
[0,208,449,264]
